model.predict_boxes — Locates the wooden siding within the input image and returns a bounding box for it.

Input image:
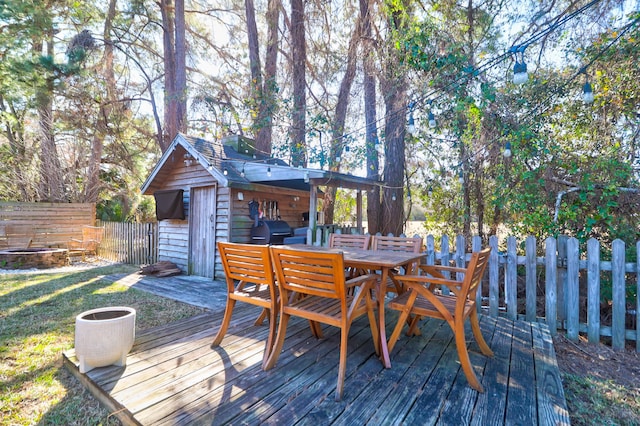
[0,202,95,248]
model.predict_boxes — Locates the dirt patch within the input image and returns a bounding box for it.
[553,333,640,390]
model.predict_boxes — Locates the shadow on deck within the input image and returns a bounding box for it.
[64,275,570,426]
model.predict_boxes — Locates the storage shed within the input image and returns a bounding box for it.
[141,133,378,279]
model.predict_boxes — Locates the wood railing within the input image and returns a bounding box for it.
[98,221,158,265]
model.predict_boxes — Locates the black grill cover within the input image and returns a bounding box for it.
[250,220,292,244]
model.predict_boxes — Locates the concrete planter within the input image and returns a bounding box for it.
[75,306,136,373]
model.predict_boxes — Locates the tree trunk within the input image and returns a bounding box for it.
[160,0,176,152]
[174,0,187,135]
[323,20,360,225]
[379,6,408,237]
[289,0,306,167]
[360,0,380,235]
[85,0,119,203]
[35,34,64,202]
[246,0,279,157]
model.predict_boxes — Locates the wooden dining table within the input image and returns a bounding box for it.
[282,244,424,368]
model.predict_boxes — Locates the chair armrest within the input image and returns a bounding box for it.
[419,264,467,279]
[67,238,83,250]
[394,274,463,295]
[345,273,379,289]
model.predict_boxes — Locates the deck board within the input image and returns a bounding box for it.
[64,275,570,425]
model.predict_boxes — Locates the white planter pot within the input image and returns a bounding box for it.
[75,306,136,373]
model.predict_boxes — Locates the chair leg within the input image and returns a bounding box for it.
[211,299,236,347]
[470,310,494,357]
[309,320,324,338]
[453,321,484,392]
[263,314,290,371]
[335,327,349,401]
[387,291,418,352]
[262,306,278,369]
[254,308,268,326]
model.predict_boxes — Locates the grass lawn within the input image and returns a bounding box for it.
[0,264,205,425]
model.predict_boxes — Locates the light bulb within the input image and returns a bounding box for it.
[513,61,528,85]
[428,112,436,128]
[583,82,594,104]
[407,114,416,135]
[304,171,309,183]
[267,166,272,177]
[391,193,397,201]
[503,142,512,158]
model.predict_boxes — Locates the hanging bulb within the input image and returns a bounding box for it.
[240,166,245,178]
[407,113,416,135]
[513,61,528,84]
[428,186,433,197]
[391,192,397,201]
[428,111,436,128]
[267,166,272,177]
[223,168,228,176]
[503,141,512,158]
[336,153,341,163]
[458,170,464,184]
[304,171,310,183]
[583,82,594,104]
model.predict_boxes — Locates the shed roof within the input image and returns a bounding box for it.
[140,133,380,194]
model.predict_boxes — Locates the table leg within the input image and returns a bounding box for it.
[378,267,391,368]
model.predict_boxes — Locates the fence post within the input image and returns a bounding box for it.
[587,238,601,343]
[472,235,482,313]
[455,235,466,282]
[566,237,580,341]
[526,236,537,322]
[441,235,450,295]
[612,239,626,350]
[545,237,557,335]
[637,241,640,352]
[425,235,435,266]
[557,235,568,323]
[489,235,499,318]
[506,236,517,320]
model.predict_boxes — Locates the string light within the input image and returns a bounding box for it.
[428,111,436,128]
[503,141,512,158]
[267,166,272,177]
[391,192,397,201]
[223,167,228,175]
[511,46,528,84]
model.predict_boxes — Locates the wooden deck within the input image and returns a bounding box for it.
[63,297,569,425]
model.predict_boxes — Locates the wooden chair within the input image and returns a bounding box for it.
[212,242,278,369]
[387,247,493,392]
[370,235,423,294]
[329,233,371,279]
[265,246,379,401]
[67,226,104,260]
[328,233,371,250]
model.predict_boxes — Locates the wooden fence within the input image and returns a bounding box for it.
[97,221,639,351]
[0,202,96,248]
[97,221,158,265]
[319,230,639,351]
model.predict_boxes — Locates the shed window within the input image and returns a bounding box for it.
[154,189,185,220]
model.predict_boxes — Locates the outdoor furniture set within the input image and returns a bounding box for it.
[213,235,493,400]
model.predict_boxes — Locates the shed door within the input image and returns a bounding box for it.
[189,185,216,277]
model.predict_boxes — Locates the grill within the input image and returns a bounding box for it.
[250,220,293,245]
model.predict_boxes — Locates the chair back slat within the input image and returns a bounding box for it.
[270,247,346,300]
[218,242,274,285]
[329,233,371,250]
[371,235,422,253]
[458,248,491,308]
